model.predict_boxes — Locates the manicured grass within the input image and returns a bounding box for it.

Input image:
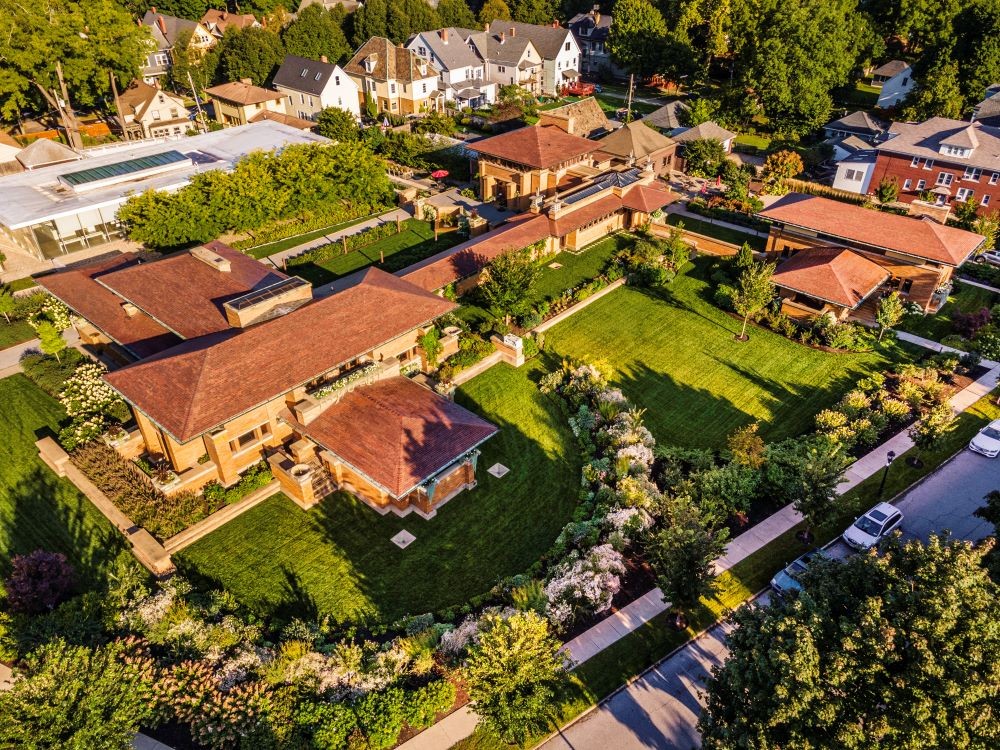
[666,213,767,251]
[244,215,376,259]
[0,375,122,583]
[453,390,1000,750]
[177,362,580,625]
[7,277,38,292]
[0,320,35,350]
[540,261,908,449]
[290,219,464,287]
[899,281,998,342]
[734,133,771,151]
[528,235,628,304]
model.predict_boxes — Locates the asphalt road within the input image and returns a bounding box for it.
[537,446,1000,750]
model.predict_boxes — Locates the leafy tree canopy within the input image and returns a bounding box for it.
[700,534,1000,749]
[437,0,478,29]
[281,3,351,64]
[607,0,669,77]
[479,0,514,24]
[513,0,559,26]
[145,0,210,21]
[315,106,360,142]
[479,246,541,323]
[353,0,442,46]
[901,55,965,120]
[682,137,727,177]
[215,26,285,86]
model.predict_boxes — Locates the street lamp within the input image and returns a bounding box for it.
[877,450,897,499]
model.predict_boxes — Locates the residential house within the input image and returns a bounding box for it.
[466,26,543,95]
[344,37,442,115]
[204,80,290,127]
[469,124,605,211]
[401,164,678,294]
[568,5,622,79]
[870,60,914,108]
[200,9,259,39]
[406,28,496,109]
[536,97,615,138]
[642,101,691,134]
[273,54,361,121]
[670,121,737,173]
[758,193,984,319]
[39,246,495,516]
[870,117,1000,214]
[117,80,189,139]
[831,148,877,194]
[0,133,21,175]
[823,110,886,141]
[971,84,1000,127]
[140,9,215,85]
[595,120,676,178]
[482,20,581,96]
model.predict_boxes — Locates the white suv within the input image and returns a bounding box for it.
[842,502,903,551]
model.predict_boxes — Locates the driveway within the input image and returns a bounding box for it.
[536,446,999,750]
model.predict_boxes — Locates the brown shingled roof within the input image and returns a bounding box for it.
[249,109,316,130]
[96,242,288,339]
[344,37,436,83]
[758,193,985,267]
[104,268,456,442]
[621,182,679,213]
[297,376,497,498]
[36,254,181,359]
[469,125,599,169]
[773,247,890,309]
[204,81,285,106]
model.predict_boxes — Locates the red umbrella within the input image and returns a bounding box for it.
[430,169,449,179]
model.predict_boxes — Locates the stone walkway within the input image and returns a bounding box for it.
[0,327,81,379]
[664,204,769,239]
[956,276,1000,295]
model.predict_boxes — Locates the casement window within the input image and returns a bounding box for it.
[153,52,169,67]
[844,169,864,181]
[983,195,992,206]
[916,179,926,190]
[911,156,921,167]
[991,172,1000,185]
[903,178,912,190]
[390,82,396,94]
[936,172,954,187]
[956,187,974,201]
[924,158,934,170]
[964,167,982,181]
[565,41,571,51]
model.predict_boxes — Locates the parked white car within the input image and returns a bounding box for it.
[842,502,903,550]
[969,419,1000,457]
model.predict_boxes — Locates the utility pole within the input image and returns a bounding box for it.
[109,71,129,141]
[625,73,634,123]
[188,71,207,133]
[55,61,84,150]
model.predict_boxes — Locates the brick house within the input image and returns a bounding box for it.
[758,194,985,320]
[595,120,677,178]
[870,118,1000,215]
[38,245,494,517]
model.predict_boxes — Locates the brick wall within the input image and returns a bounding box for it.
[871,152,1000,214]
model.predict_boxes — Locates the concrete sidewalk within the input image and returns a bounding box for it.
[0,327,81,379]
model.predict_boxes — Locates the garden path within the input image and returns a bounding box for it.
[954,276,1000,295]
[662,204,769,238]
[0,327,80,379]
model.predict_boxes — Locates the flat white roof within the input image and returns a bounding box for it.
[0,122,329,229]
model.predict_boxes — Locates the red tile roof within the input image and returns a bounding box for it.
[469,125,600,169]
[299,376,497,497]
[550,193,622,235]
[773,247,890,309]
[96,242,288,339]
[758,194,984,266]
[105,268,456,442]
[36,254,181,359]
[621,182,679,213]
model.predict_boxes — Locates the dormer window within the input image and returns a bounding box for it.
[942,144,971,157]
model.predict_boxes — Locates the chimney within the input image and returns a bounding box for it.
[239,77,252,85]
[156,15,166,34]
[151,6,156,12]
[121,302,139,318]
[440,28,449,43]
[221,10,227,19]
[509,26,515,37]
[499,31,505,43]
[593,5,601,24]
[320,55,328,63]
[552,19,559,28]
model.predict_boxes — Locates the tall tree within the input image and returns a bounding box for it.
[681,138,727,177]
[146,0,209,20]
[732,259,775,341]
[0,286,15,324]
[352,0,390,46]
[875,291,905,342]
[901,56,965,120]
[479,246,541,324]
[36,322,66,363]
[464,611,566,745]
[607,0,669,77]
[479,0,514,24]
[759,149,804,195]
[789,439,847,541]
[168,28,218,95]
[0,0,153,131]
[315,106,360,142]
[281,4,351,64]
[513,0,559,25]
[215,26,285,86]
[700,535,1000,749]
[437,0,478,29]
[895,0,962,53]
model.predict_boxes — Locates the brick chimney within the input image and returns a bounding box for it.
[320,55,328,63]
[552,19,559,28]
[440,28,449,43]
[593,5,601,24]
[156,15,166,35]
[499,31,505,43]
[509,26,515,37]
[221,10,227,20]
[150,6,156,12]
[239,77,252,85]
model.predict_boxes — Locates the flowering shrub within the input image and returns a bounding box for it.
[59,362,123,418]
[309,361,379,399]
[3,550,75,614]
[29,296,71,331]
[544,544,626,628]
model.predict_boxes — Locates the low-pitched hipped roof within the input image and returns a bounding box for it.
[671,121,737,144]
[873,60,910,78]
[105,268,456,442]
[15,138,81,170]
[642,100,690,131]
[299,376,498,498]
[758,193,985,267]
[469,125,599,169]
[204,81,285,106]
[597,120,676,160]
[773,247,890,309]
[824,110,886,136]
[96,242,288,340]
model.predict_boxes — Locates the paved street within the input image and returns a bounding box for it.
[537,445,1000,750]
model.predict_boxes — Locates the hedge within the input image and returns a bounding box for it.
[286,221,402,267]
[230,202,386,252]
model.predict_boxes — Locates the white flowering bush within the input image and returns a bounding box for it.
[544,544,626,628]
[30,296,71,331]
[439,616,480,655]
[59,362,121,417]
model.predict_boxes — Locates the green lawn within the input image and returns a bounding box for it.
[244,215,376,259]
[0,320,35,350]
[734,133,771,151]
[666,213,767,251]
[289,219,464,287]
[540,261,907,448]
[0,375,122,583]
[7,278,38,292]
[528,235,628,304]
[176,362,580,625]
[899,281,997,342]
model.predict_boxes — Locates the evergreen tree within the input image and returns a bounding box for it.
[0,286,15,324]
[352,0,390,46]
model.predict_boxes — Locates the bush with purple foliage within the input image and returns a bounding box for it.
[952,307,991,338]
[4,550,75,614]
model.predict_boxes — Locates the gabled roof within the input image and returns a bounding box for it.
[408,29,483,71]
[344,37,437,83]
[298,376,497,498]
[671,121,737,144]
[36,253,182,359]
[118,80,185,121]
[568,10,612,41]
[597,120,676,160]
[642,100,690,131]
[973,86,1000,123]
[486,20,573,59]
[467,29,538,67]
[273,55,345,97]
[538,97,613,138]
[877,118,1000,171]
[469,125,599,169]
[824,110,886,136]
[872,60,910,78]
[95,242,289,339]
[204,81,285,106]
[15,138,81,170]
[832,134,875,155]
[141,10,200,47]
[941,125,979,150]
[758,194,985,267]
[773,247,890,309]
[104,268,456,442]
[200,9,258,35]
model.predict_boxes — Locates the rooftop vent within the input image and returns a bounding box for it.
[189,245,232,273]
[121,302,140,317]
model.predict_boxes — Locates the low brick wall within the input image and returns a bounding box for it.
[534,278,627,333]
[37,437,174,576]
[163,480,281,553]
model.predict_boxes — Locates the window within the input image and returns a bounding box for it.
[287,95,293,106]
[956,187,974,201]
[169,108,178,118]
[422,83,427,93]
[903,178,912,190]
[924,158,934,170]
[308,96,314,106]
[565,41,571,51]
[335,75,340,85]
[314,72,322,81]
[983,195,992,206]
[418,46,426,56]
[153,52,169,67]
[152,110,161,120]
[390,83,396,94]
[300,68,308,77]
[300,93,305,104]
[992,172,1000,185]
[911,156,921,168]
[845,168,864,181]
[498,65,506,73]
[916,179,926,190]
[942,144,970,157]
[232,429,257,450]
[964,167,982,181]
[936,172,954,186]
